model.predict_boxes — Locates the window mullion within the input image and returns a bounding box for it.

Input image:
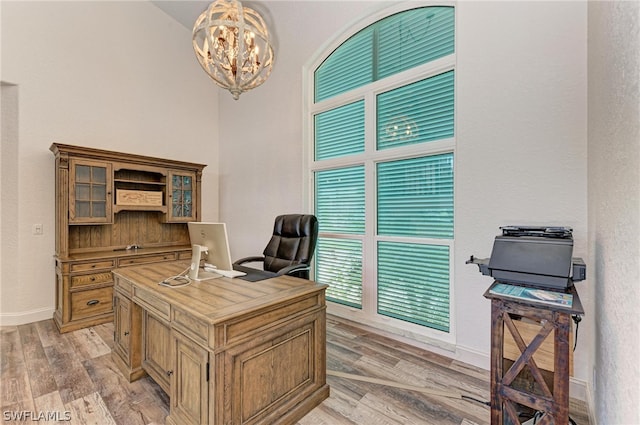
[363,159,377,314]
[362,91,377,314]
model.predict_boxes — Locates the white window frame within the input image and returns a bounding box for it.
[302,1,457,348]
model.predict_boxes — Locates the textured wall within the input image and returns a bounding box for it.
[588,2,640,424]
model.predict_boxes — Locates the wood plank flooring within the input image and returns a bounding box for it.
[1,316,590,425]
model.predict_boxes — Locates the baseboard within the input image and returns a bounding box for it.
[0,307,54,326]
[454,343,491,370]
[569,377,588,402]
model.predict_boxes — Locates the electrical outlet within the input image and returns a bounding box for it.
[33,224,43,235]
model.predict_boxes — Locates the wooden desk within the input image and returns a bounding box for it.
[484,283,583,425]
[111,261,329,425]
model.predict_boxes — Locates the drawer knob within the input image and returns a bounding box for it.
[87,299,100,306]
[91,277,96,281]
[166,370,174,377]
[124,331,130,336]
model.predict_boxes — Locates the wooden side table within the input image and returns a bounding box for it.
[484,283,584,425]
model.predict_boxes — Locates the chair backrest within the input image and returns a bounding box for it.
[262,214,318,274]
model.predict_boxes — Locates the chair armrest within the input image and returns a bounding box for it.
[276,264,310,277]
[233,256,265,266]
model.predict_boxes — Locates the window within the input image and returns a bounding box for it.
[308,4,455,336]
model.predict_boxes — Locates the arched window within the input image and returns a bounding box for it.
[307,4,455,337]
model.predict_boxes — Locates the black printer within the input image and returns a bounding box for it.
[468,226,586,290]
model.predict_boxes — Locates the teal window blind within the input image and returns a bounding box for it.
[377,71,454,150]
[317,238,363,308]
[377,7,455,80]
[315,166,365,235]
[314,7,454,102]
[314,28,374,102]
[315,166,365,308]
[377,153,454,239]
[378,241,450,331]
[315,101,365,160]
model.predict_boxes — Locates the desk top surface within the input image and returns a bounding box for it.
[112,261,328,324]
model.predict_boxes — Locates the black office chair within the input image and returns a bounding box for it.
[233,214,318,281]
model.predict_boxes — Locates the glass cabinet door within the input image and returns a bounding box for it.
[69,159,112,223]
[167,171,196,222]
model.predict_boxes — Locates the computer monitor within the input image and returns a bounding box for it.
[187,222,233,281]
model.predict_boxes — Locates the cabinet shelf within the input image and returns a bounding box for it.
[114,179,166,186]
[114,205,167,214]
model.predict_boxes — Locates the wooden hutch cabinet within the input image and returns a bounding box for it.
[50,143,206,333]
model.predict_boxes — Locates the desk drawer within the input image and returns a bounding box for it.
[114,276,133,297]
[71,272,113,288]
[71,260,116,273]
[172,308,208,348]
[134,287,170,321]
[71,287,113,321]
[118,254,176,267]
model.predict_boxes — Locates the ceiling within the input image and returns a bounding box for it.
[151,1,272,31]
[151,1,210,29]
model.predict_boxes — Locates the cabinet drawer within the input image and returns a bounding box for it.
[71,272,113,288]
[176,251,192,261]
[70,287,114,321]
[118,254,176,267]
[71,260,116,273]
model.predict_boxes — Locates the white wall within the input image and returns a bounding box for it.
[588,2,640,424]
[218,0,589,394]
[0,1,219,325]
[455,0,588,387]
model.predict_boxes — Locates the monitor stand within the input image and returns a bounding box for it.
[188,244,222,281]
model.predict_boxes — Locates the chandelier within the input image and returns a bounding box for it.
[192,0,275,100]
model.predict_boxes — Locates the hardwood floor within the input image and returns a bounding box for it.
[1,316,590,425]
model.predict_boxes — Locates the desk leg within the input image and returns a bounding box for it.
[553,312,571,425]
[490,300,504,425]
